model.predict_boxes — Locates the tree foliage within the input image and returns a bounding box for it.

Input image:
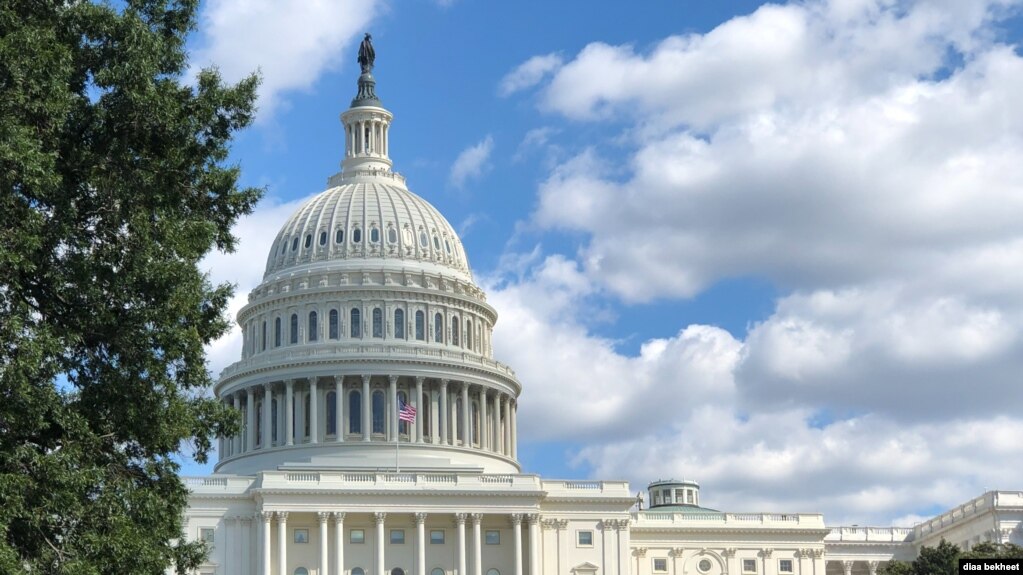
[0,0,259,572]
[879,539,1023,575]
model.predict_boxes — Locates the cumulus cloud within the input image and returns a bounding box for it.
[491,0,1023,523]
[189,0,379,120]
[449,135,495,189]
[499,53,564,97]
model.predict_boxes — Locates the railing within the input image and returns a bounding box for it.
[825,526,914,542]
[542,480,630,495]
[219,343,517,380]
[915,491,1023,536]
[634,511,825,527]
[257,471,542,491]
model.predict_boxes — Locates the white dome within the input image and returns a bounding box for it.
[264,177,472,283]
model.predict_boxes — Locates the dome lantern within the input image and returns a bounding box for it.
[341,33,393,174]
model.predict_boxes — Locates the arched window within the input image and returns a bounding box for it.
[319,231,327,246]
[398,391,409,435]
[335,229,345,244]
[327,391,337,435]
[372,307,383,338]
[432,569,445,575]
[304,393,310,438]
[261,320,267,351]
[291,237,299,251]
[434,313,443,343]
[349,390,362,434]
[353,228,362,243]
[274,317,282,347]
[271,398,278,443]
[487,570,500,575]
[456,397,464,442]
[466,319,472,349]
[370,227,380,243]
[415,311,425,341]
[353,569,366,575]
[391,569,406,575]
[394,309,405,339]
[290,314,298,344]
[308,311,318,342]
[295,568,309,575]
[372,391,385,434]
[329,309,339,339]
[472,402,480,446]
[351,308,361,338]
[451,317,460,346]
[421,392,430,439]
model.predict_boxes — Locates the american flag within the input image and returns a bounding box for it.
[398,400,417,423]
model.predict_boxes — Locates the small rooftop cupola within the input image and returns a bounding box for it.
[648,478,702,508]
[340,33,393,174]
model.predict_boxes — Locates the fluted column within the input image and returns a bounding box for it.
[461,383,470,446]
[511,399,518,458]
[502,395,510,456]
[471,513,483,575]
[232,394,241,454]
[262,383,272,448]
[335,512,346,575]
[527,514,540,575]
[375,512,387,575]
[415,377,424,443]
[415,513,427,575]
[246,388,255,452]
[285,379,295,446]
[362,375,371,441]
[319,512,330,575]
[277,512,288,575]
[388,375,398,441]
[261,511,273,575]
[496,395,504,455]
[511,514,523,575]
[480,390,488,450]
[456,513,467,575]
[335,375,344,442]
[309,378,319,444]
[439,379,449,445]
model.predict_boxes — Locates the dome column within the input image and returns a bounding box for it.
[335,375,344,442]
[285,379,295,446]
[246,387,255,452]
[496,394,504,455]
[502,395,510,457]
[415,376,424,443]
[388,375,398,441]
[309,377,319,444]
[262,382,272,449]
[362,375,371,442]
[439,379,449,445]
[461,383,470,447]
[480,389,489,451]
[232,393,242,455]
[511,399,518,459]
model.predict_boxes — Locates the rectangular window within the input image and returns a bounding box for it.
[430,530,445,544]
[653,558,668,573]
[577,531,593,546]
[199,527,215,543]
[687,490,694,504]
[351,529,365,544]
[779,560,794,573]
[294,528,308,544]
[390,529,405,544]
[485,530,500,545]
[743,559,758,573]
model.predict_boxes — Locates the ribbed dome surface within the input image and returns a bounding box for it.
[264,180,471,281]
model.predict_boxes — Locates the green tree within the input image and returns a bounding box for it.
[913,539,961,575]
[0,1,259,573]
[879,539,1023,575]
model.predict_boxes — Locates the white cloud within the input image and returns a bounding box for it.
[190,0,379,120]
[449,135,495,189]
[499,54,564,97]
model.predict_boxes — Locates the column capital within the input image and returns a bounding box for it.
[335,374,344,384]
[388,374,398,384]
[263,381,272,390]
[841,560,855,575]
[261,510,275,522]
[760,548,773,558]
[635,547,648,558]
[318,511,331,523]
[374,512,387,525]
[310,376,318,386]
[414,512,428,525]
[362,374,372,383]
[454,513,467,526]
[868,561,879,575]
[723,548,737,558]
[525,513,540,526]
[671,547,685,558]
[440,378,450,387]
[276,511,289,522]
[333,511,347,524]
[470,513,483,526]
[509,513,523,526]
[415,375,425,384]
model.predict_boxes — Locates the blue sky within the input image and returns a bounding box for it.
[182,0,1023,526]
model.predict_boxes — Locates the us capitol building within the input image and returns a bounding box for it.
[182,39,1023,575]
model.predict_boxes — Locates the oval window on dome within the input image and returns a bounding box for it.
[319,231,327,246]
[336,229,345,244]
[444,239,451,254]
[387,227,397,244]
[433,235,440,250]
[403,227,413,245]
[353,228,362,243]
[370,227,380,243]
[419,231,429,248]
[291,237,299,251]
[304,234,312,249]
[280,240,287,255]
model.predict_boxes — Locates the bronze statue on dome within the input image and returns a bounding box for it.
[358,33,375,73]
